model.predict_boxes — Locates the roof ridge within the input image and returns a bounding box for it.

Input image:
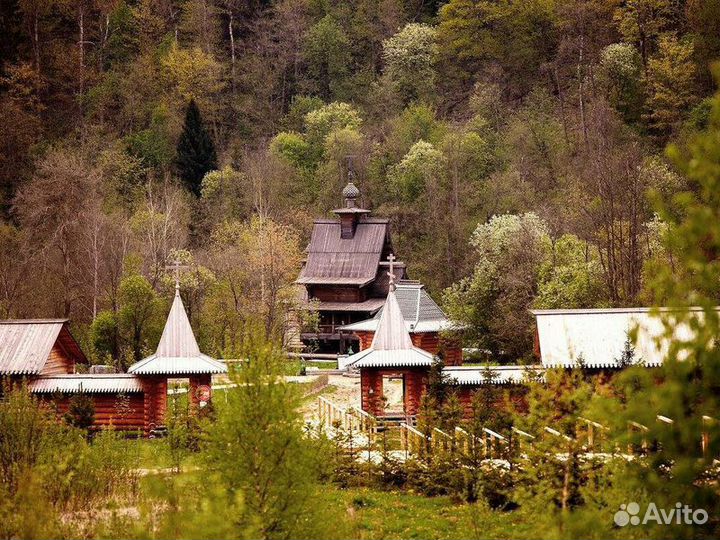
[0,319,69,324]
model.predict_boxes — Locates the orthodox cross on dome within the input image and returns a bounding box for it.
[345,155,356,182]
[166,259,188,292]
[387,253,396,291]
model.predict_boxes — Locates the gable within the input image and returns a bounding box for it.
[297,219,390,286]
[40,342,76,375]
[0,320,87,376]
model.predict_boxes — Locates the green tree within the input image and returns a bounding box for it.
[64,392,95,433]
[303,15,351,101]
[613,0,676,67]
[535,234,607,309]
[436,0,557,100]
[599,42,644,123]
[126,104,175,170]
[204,330,325,539]
[382,23,437,104]
[118,273,159,366]
[515,368,597,535]
[644,34,699,137]
[388,140,444,201]
[304,101,362,148]
[620,76,720,538]
[176,98,217,196]
[90,310,119,365]
[443,213,550,360]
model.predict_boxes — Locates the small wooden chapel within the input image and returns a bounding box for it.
[0,281,226,435]
[343,260,527,419]
[296,179,460,362]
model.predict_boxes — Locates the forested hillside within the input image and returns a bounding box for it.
[0,0,717,365]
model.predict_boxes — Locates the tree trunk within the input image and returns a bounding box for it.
[79,9,85,97]
[229,13,236,95]
[578,36,588,145]
[553,66,569,145]
[33,14,41,72]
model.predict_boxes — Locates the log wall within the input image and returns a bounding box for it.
[455,385,529,419]
[309,285,368,303]
[38,392,146,431]
[142,377,167,434]
[39,343,75,375]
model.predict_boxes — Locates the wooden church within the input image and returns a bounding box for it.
[0,283,226,435]
[296,181,459,360]
[339,280,463,365]
[296,181,406,353]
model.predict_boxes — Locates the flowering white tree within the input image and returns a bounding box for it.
[382,23,437,103]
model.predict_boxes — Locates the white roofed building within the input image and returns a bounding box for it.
[531,307,704,369]
[128,285,227,431]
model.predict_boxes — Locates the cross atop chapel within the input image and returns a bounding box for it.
[387,253,396,291]
[166,259,188,292]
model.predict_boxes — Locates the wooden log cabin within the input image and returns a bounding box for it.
[344,286,534,419]
[0,286,226,435]
[296,182,407,353]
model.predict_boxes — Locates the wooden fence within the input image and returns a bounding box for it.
[316,397,719,461]
[317,396,378,434]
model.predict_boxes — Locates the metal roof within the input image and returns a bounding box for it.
[296,218,389,286]
[349,348,434,368]
[443,365,543,385]
[128,290,227,375]
[129,354,227,375]
[29,374,144,393]
[531,307,710,316]
[371,288,413,350]
[346,288,435,368]
[339,282,451,333]
[0,320,87,375]
[532,307,709,368]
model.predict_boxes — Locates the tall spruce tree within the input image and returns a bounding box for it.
[615,75,720,539]
[176,99,217,196]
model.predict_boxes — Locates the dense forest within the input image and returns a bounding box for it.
[0,0,718,366]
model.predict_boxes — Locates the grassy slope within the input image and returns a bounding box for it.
[125,436,537,540]
[321,487,536,540]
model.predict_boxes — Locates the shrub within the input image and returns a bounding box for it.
[64,391,95,433]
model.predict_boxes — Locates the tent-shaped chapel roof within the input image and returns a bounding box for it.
[129,289,227,376]
[346,284,434,369]
[339,281,453,334]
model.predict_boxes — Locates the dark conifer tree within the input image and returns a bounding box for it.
[65,391,95,434]
[176,99,217,196]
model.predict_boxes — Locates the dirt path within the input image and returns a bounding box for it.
[300,374,361,421]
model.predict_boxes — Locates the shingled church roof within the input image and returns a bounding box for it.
[129,290,227,375]
[296,218,390,286]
